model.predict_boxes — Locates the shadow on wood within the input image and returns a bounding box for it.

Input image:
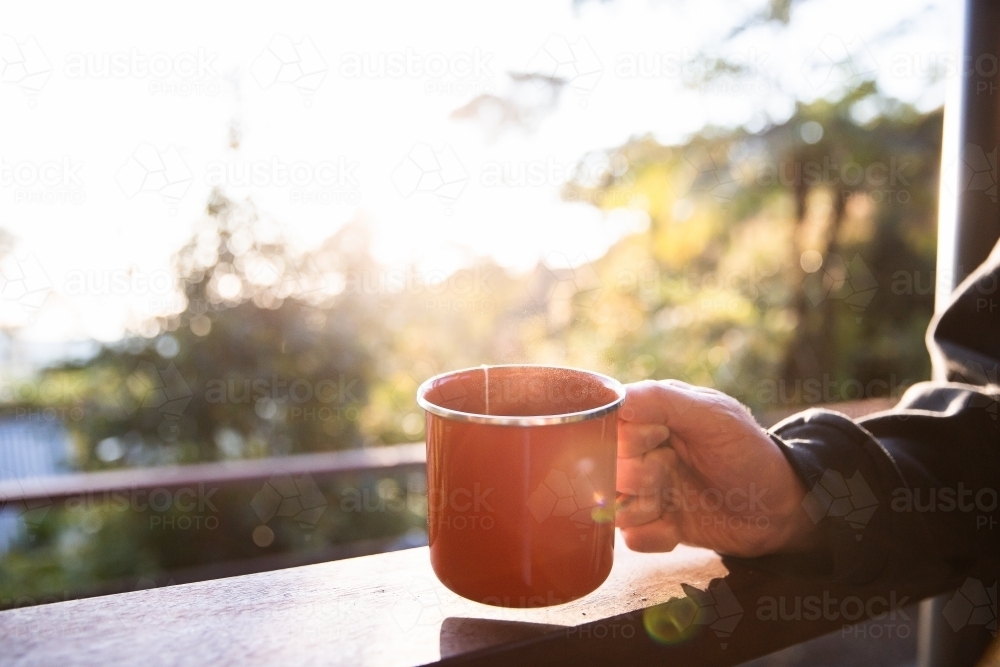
[439,617,563,659]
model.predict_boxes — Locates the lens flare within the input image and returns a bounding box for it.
[589,493,614,523]
[643,596,701,644]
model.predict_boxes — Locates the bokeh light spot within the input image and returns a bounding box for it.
[252,525,275,548]
[800,249,824,273]
[800,121,824,144]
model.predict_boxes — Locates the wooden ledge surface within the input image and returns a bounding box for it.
[0,533,726,667]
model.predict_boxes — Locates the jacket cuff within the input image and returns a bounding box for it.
[734,409,937,584]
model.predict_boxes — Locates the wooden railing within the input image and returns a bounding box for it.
[0,527,958,666]
[0,442,426,506]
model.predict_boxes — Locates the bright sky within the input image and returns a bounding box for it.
[1,0,958,347]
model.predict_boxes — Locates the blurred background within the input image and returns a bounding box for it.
[0,0,963,616]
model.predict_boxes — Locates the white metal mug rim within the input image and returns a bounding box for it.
[416,364,626,426]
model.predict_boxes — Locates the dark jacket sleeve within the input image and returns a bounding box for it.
[748,241,1000,584]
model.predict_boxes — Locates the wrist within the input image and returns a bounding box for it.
[774,478,822,554]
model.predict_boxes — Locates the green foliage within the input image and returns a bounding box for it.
[0,471,426,605]
[559,85,940,411]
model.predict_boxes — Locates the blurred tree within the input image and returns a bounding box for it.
[560,82,939,411]
[42,191,376,468]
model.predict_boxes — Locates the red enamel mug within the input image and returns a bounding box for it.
[417,365,626,607]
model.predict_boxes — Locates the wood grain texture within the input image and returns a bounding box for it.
[0,533,726,667]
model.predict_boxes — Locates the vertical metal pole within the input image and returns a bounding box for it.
[934,0,1000,319]
[923,1,1000,666]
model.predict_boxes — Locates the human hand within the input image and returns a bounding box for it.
[615,380,816,557]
